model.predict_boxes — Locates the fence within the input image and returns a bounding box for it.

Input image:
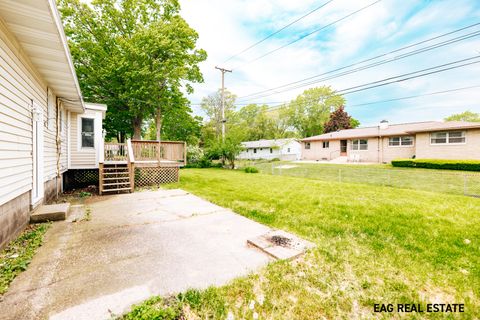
[243,161,480,197]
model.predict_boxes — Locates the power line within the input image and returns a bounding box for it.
[223,0,335,63]
[233,0,383,70]
[234,57,480,110]
[237,22,480,101]
[191,84,480,114]
[347,85,480,107]
[254,84,480,111]
[337,55,480,95]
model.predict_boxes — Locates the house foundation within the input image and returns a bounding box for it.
[0,192,31,250]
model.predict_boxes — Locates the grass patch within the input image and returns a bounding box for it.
[124,169,480,319]
[0,223,50,295]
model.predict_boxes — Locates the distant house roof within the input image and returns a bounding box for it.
[301,121,480,142]
[242,138,298,149]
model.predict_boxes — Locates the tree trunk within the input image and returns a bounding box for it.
[132,116,143,140]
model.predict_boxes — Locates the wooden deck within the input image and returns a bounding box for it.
[99,139,186,194]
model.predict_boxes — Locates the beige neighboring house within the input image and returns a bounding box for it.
[301,120,480,163]
[0,0,106,249]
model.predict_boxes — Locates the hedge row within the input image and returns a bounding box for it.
[391,159,480,171]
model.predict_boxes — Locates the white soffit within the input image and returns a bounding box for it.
[0,0,84,112]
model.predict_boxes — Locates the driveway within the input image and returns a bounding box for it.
[0,189,273,320]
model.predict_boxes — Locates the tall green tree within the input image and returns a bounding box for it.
[233,104,296,141]
[58,0,207,140]
[444,111,480,122]
[282,86,345,137]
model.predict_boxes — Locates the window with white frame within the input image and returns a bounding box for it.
[431,131,465,144]
[270,148,273,153]
[81,117,95,148]
[389,136,413,146]
[351,139,368,150]
[253,148,257,153]
[305,142,311,150]
[322,141,329,148]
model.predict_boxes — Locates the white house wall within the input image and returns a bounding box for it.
[0,17,44,206]
[282,141,302,161]
[239,141,302,160]
[69,109,102,169]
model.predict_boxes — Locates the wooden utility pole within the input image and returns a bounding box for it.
[215,66,232,141]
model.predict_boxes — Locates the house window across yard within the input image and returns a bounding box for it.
[431,131,465,144]
[322,141,329,148]
[287,148,291,152]
[270,148,273,153]
[253,148,257,153]
[81,118,95,148]
[389,136,413,146]
[351,139,368,150]
[305,142,311,150]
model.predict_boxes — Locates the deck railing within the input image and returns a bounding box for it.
[131,140,186,164]
[104,142,128,162]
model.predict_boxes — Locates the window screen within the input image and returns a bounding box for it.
[81,118,95,148]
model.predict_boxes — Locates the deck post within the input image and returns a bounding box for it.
[129,163,135,192]
[99,163,104,195]
[126,139,135,192]
[157,140,161,165]
[184,142,187,165]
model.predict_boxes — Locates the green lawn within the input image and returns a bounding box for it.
[239,161,480,197]
[124,168,480,319]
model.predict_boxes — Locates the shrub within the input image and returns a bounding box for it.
[186,145,204,164]
[391,159,480,171]
[270,158,281,162]
[244,166,259,173]
[185,156,212,168]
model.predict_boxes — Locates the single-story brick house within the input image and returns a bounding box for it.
[301,120,480,163]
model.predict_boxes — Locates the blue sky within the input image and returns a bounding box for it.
[179,0,480,126]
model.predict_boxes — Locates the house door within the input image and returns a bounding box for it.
[340,140,347,156]
[32,101,44,204]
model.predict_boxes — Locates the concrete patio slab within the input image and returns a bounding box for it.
[30,203,70,223]
[0,190,273,320]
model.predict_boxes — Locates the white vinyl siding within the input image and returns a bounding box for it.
[0,18,68,206]
[70,112,97,168]
[0,20,41,205]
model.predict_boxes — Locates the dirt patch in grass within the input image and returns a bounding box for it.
[0,223,50,296]
[269,235,291,247]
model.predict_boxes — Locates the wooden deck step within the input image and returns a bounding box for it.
[100,161,133,195]
[102,172,130,176]
[103,182,131,187]
[101,187,132,193]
